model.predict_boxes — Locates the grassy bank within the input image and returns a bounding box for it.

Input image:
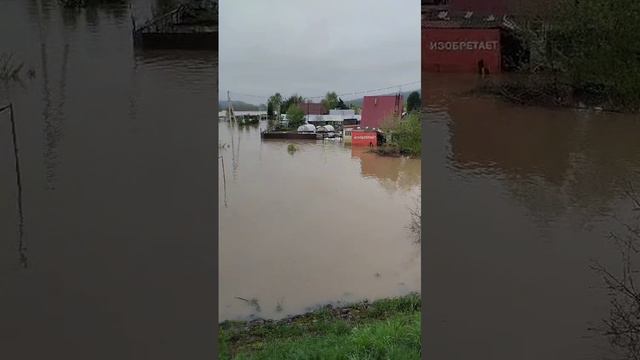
[219,293,421,359]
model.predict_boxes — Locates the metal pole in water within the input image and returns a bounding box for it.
[219,155,228,207]
[1,103,27,268]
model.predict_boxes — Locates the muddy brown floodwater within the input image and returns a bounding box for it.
[423,73,640,360]
[0,1,217,359]
[218,122,421,321]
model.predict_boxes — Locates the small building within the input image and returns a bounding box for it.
[305,113,360,127]
[422,0,527,73]
[423,11,503,73]
[351,128,382,147]
[360,95,403,129]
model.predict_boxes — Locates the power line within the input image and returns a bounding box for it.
[226,80,421,102]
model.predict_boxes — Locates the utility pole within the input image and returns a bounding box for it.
[227,90,236,123]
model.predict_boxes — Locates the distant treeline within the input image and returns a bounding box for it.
[220,89,421,112]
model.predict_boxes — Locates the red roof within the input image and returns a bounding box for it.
[361,95,403,129]
[298,102,328,115]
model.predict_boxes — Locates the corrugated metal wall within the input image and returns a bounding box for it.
[361,95,403,129]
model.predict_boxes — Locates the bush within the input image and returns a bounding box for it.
[544,0,640,111]
[383,112,421,157]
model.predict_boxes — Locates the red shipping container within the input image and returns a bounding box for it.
[423,28,501,73]
[351,130,379,147]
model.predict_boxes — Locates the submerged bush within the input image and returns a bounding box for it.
[382,112,421,157]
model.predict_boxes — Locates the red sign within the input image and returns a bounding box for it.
[423,28,501,73]
[351,131,379,146]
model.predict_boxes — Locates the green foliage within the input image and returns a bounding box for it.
[286,104,305,129]
[535,0,640,110]
[383,112,421,157]
[406,91,421,112]
[230,314,420,360]
[267,102,274,119]
[268,93,283,113]
[281,94,304,114]
[321,91,339,110]
[219,293,421,360]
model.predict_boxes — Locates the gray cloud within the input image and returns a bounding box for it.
[219,0,420,104]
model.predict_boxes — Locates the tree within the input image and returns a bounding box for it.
[267,101,274,119]
[281,94,304,114]
[267,93,283,128]
[268,92,283,114]
[286,104,305,129]
[321,91,339,110]
[406,91,421,112]
[336,97,349,110]
[590,180,640,358]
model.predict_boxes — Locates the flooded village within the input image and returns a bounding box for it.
[218,1,421,358]
[421,0,640,359]
[217,90,422,358]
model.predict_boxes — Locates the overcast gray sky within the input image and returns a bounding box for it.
[219,0,420,104]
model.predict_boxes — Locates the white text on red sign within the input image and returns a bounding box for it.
[429,41,499,51]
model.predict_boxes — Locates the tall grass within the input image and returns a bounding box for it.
[220,293,421,360]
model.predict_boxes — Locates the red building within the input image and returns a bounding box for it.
[422,27,501,73]
[360,95,403,129]
[298,102,328,115]
[422,0,514,73]
[351,129,380,147]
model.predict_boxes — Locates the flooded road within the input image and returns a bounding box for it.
[218,122,420,321]
[423,74,640,359]
[0,1,217,358]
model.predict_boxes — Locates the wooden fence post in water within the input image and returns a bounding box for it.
[219,155,228,208]
[1,103,27,268]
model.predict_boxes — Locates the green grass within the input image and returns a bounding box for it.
[219,293,421,360]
